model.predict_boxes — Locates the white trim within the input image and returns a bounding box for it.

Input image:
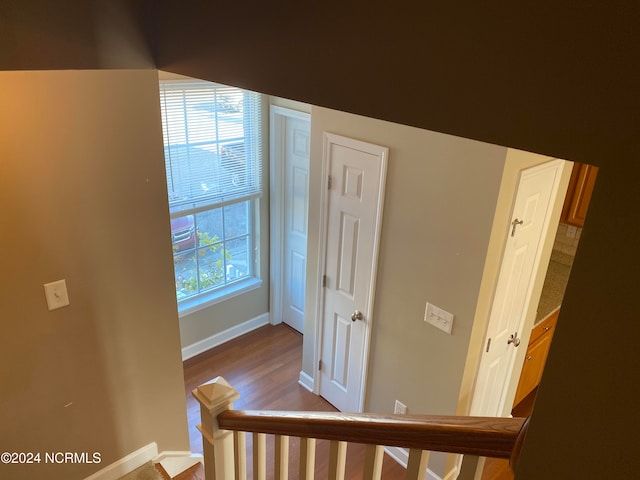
[269,105,311,329]
[298,370,315,392]
[181,313,270,361]
[311,134,331,396]
[384,446,408,468]
[83,443,158,480]
[154,451,203,478]
[384,447,457,480]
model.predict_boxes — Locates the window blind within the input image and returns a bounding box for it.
[159,81,263,217]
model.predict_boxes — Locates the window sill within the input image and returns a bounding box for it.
[177,277,263,318]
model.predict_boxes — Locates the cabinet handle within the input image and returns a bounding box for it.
[526,355,533,361]
[543,326,550,332]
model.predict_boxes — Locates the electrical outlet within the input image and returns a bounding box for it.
[566,225,578,238]
[424,302,454,334]
[44,279,70,311]
[394,400,407,414]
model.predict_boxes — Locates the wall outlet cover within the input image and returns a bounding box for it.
[394,400,407,414]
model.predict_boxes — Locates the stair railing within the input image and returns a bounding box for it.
[194,376,529,480]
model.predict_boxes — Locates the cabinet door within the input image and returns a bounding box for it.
[513,310,558,406]
[513,331,554,405]
[562,163,598,227]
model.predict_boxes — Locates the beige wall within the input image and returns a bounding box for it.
[303,110,574,477]
[303,107,509,477]
[303,106,508,412]
[0,70,189,479]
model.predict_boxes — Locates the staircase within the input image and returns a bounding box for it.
[194,376,529,480]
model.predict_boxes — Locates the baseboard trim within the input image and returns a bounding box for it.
[384,446,455,480]
[182,313,270,361]
[154,451,203,478]
[298,370,315,392]
[84,442,158,480]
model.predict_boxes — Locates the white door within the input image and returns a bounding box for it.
[282,116,310,333]
[269,106,310,333]
[471,160,564,416]
[318,133,388,412]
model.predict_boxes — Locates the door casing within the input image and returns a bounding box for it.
[269,106,311,331]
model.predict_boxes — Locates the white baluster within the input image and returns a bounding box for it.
[274,435,289,480]
[328,440,347,480]
[363,444,384,480]
[234,431,246,480]
[405,449,430,480]
[299,437,316,480]
[253,432,267,480]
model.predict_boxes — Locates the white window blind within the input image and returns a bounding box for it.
[159,81,263,217]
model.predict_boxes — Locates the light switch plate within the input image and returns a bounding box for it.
[44,279,70,311]
[424,302,454,334]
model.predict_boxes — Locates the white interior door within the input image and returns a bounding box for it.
[471,160,564,416]
[318,133,388,412]
[282,116,310,333]
[269,106,310,333]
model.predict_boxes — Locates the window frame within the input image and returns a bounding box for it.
[159,79,264,315]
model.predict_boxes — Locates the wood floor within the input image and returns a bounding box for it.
[179,322,526,479]
[181,323,407,479]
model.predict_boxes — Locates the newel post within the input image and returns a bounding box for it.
[193,376,240,480]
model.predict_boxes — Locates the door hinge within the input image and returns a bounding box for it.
[322,275,327,287]
[486,338,492,353]
[319,359,323,371]
[327,175,332,190]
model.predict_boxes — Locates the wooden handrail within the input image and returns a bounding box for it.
[218,410,527,460]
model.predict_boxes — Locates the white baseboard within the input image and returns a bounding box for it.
[384,447,456,480]
[84,442,158,480]
[154,451,203,478]
[182,313,270,361]
[298,370,315,392]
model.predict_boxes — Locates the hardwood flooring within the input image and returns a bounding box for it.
[181,323,407,479]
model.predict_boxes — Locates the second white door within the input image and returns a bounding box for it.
[282,115,311,333]
[319,133,388,413]
[471,159,565,416]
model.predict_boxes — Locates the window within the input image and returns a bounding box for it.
[159,80,263,311]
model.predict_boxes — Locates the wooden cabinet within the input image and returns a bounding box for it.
[561,162,598,227]
[513,309,559,406]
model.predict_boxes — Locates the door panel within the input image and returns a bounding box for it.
[282,117,310,333]
[319,134,387,412]
[471,160,564,417]
[329,313,352,390]
[337,213,359,296]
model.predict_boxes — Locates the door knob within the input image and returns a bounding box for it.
[507,332,521,347]
[351,310,364,322]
